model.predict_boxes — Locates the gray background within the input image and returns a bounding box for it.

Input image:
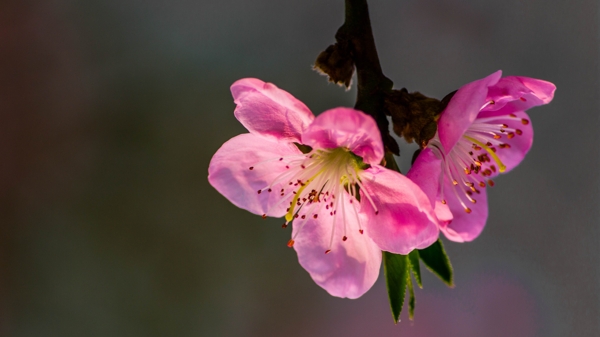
[1,0,598,336]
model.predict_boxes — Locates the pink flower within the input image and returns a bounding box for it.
[208,78,438,298]
[408,71,556,242]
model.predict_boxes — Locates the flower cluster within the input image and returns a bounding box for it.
[208,72,555,298]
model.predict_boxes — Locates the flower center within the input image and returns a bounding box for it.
[249,146,377,253]
[429,108,527,213]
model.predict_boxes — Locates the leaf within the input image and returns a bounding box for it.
[384,151,401,173]
[407,274,415,320]
[418,239,454,287]
[408,249,422,288]
[383,251,408,324]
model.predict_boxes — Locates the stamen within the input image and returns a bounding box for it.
[464,135,507,172]
[287,239,295,247]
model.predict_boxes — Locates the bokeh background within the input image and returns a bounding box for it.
[1,0,598,336]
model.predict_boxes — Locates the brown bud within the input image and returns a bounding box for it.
[385,89,444,147]
[313,43,355,89]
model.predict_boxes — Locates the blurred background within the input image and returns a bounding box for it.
[1,0,598,336]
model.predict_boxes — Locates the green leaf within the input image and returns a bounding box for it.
[418,239,454,287]
[407,274,415,320]
[408,249,422,288]
[383,251,408,324]
[384,151,401,173]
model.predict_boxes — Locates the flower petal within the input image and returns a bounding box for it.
[208,133,301,217]
[407,148,442,208]
[292,192,381,299]
[438,71,502,152]
[231,78,315,142]
[301,108,384,165]
[361,166,439,254]
[439,179,489,242]
[482,76,556,116]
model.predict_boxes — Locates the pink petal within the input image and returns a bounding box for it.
[406,148,442,208]
[361,166,439,254]
[482,76,556,116]
[438,71,502,152]
[231,78,315,143]
[439,179,489,242]
[301,108,384,165]
[208,133,301,217]
[292,192,382,299]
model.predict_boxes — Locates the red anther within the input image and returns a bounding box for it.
[313,214,318,219]
[282,223,288,229]
[325,250,331,254]
[262,214,267,219]
[493,134,501,139]
[488,180,495,187]
[516,129,523,135]
[491,165,497,172]
[375,211,379,215]
[301,165,306,169]
[294,214,299,218]
[521,119,530,125]
[471,199,477,204]
[509,113,517,118]
[301,215,306,219]
[342,236,348,241]
[520,97,527,102]
[465,207,472,214]
[359,229,364,234]
[249,167,254,170]
[268,188,272,192]
[287,239,295,247]
[489,100,495,104]
[279,158,283,161]
[285,165,289,169]
[507,132,515,139]
[441,200,447,204]
[257,190,262,194]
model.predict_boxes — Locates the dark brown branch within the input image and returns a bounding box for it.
[336,0,397,155]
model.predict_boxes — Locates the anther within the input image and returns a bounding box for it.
[282,223,288,229]
[507,132,515,139]
[279,158,283,161]
[520,97,527,102]
[257,190,262,194]
[521,119,530,125]
[262,214,267,219]
[465,207,472,214]
[375,211,379,215]
[359,229,364,234]
[516,129,523,135]
[509,113,517,118]
[493,134,501,139]
[313,214,318,219]
[287,239,295,247]
[471,199,477,204]
[479,181,486,188]
[301,215,305,219]
[325,250,331,254]
[488,180,495,187]
[249,166,254,170]
[268,188,272,192]
[441,200,447,204]
[342,236,347,241]
[490,100,495,104]
[301,165,306,169]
